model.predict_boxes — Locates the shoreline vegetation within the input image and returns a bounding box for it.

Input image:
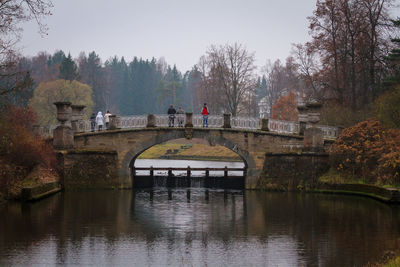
[0,107,60,203]
[137,140,242,162]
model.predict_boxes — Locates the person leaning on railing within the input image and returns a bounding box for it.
[90,113,96,132]
[167,104,176,127]
[201,103,209,127]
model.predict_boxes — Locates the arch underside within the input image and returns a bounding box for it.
[120,130,258,187]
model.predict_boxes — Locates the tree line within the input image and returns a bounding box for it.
[1,0,399,128]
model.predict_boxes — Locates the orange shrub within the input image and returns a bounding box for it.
[330,119,400,184]
[0,106,57,197]
[0,106,56,170]
[271,91,299,121]
[376,129,400,184]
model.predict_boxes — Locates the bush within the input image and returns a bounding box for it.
[330,119,400,185]
[0,106,57,198]
[0,106,56,169]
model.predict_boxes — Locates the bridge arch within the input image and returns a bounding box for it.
[120,130,257,187]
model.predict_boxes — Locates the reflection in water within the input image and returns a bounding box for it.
[0,190,399,266]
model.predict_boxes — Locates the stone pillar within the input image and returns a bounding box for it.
[303,101,323,152]
[305,101,322,126]
[261,118,269,131]
[297,103,308,136]
[109,115,120,130]
[303,127,324,152]
[223,113,231,128]
[53,102,74,150]
[146,114,156,127]
[185,112,193,128]
[71,105,85,133]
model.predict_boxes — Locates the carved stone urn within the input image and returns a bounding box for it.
[54,101,72,124]
[53,101,74,149]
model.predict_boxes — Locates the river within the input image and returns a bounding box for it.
[0,188,399,266]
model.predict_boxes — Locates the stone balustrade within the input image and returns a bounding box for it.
[47,112,340,139]
[49,103,341,151]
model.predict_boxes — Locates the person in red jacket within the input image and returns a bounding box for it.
[201,103,209,127]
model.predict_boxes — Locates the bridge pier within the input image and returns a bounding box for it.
[223,113,231,128]
[53,102,74,150]
[185,112,193,127]
[146,114,156,127]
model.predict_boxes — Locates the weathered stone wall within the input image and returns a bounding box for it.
[57,149,121,190]
[259,152,330,191]
[21,181,61,201]
[73,128,305,189]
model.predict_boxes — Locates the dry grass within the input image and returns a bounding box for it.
[138,142,240,160]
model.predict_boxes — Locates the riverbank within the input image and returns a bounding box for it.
[365,251,400,267]
[0,160,60,202]
[138,139,242,162]
[315,170,400,204]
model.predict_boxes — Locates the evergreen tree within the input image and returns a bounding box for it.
[46,50,66,80]
[156,64,183,111]
[79,51,108,112]
[59,53,79,81]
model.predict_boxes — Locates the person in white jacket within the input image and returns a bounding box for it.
[96,111,104,131]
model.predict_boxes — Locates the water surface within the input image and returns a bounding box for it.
[0,190,399,266]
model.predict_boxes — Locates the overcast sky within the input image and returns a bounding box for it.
[20,0,318,72]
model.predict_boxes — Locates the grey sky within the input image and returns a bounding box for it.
[20,0,317,72]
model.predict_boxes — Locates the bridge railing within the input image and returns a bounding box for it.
[33,125,58,138]
[268,119,300,135]
[312,124,340,139]
[192,114,223,127]
[119,115,147,128]
[231,116,260,129]
[42,114,340,139]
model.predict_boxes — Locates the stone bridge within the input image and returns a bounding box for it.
[52,102,338,190]
[73,127,307,188]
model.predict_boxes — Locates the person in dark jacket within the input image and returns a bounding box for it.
[167,104,176,127]
[90,113,96,132]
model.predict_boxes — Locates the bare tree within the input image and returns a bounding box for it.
[306,0,395,109]
[0,0,52,104]
[196,43,257,116]
[292,43,323,100]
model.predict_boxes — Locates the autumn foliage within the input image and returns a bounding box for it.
[0,106,57,198]
[271,91,298,121]
[330,119,400,184]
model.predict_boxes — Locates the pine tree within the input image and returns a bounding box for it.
[59,53,79,81]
